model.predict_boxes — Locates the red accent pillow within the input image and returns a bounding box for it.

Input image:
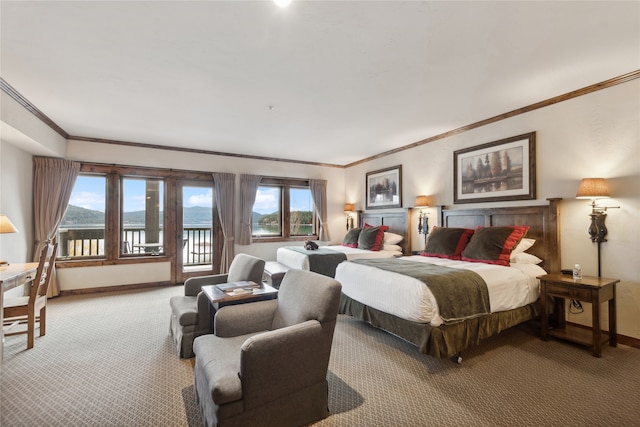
[359,224,389,251]
[461,226,530,266]
[421,226,474,260]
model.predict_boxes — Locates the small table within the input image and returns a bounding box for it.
[201,283,278,332]
[538,273,619,357]
[1,263,39,361]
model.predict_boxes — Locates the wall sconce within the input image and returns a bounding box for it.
[344,203,355,230]
[414,195,430,247]
[0,214,19,265]
[575,178,619,276]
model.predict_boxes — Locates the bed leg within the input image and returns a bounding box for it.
[452,353,462,364]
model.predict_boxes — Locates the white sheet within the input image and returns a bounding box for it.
[276,245,402,270]
[335,255,547,327]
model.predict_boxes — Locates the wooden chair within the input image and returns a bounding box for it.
[3,243,58,349]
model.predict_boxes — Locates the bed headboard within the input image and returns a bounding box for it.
[358,209,411,255]
[439,199,561,273]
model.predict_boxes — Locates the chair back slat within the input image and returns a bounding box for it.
[28,243,58,302]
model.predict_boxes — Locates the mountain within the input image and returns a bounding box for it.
[62,205,213,226]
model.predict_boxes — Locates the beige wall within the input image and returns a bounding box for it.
[344,79,640,339]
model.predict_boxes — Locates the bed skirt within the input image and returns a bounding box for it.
[339,293,540,358]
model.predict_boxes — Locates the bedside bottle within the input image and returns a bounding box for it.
[573,264,582,280]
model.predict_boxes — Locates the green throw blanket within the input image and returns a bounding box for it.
[283,246,347,278]
[351,258,491,324]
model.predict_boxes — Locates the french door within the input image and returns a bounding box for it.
[175,179,221,283]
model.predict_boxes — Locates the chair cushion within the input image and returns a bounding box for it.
[194,333,262,405]
[169,295,198,326]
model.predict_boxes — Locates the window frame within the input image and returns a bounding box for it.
[56,162,217,269]
[252,177,318,243]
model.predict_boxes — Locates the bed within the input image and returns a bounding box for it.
[336,200,561,361]
[276,210,411,277]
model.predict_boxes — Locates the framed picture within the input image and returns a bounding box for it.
[453,132,536,204]
[366,165,402,209]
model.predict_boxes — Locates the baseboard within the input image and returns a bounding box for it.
[566,321,640,350]
[59,281,173,296]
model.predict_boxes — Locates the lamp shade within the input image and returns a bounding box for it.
[344,203,355,212]
[576,178,610,199]
[414,195,429,208]
[0,214,19,234]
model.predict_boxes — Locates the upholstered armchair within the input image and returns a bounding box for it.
[169,254,265,358]
[192,269,342,427]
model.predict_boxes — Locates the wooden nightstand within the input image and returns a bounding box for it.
[538,274,619,357]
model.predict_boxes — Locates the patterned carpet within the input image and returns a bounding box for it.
[2,286,639,426]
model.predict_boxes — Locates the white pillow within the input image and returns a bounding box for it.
[382,244,403,253]
[511,238,535,255]
[383,232,404,245]
[510,252,543,265]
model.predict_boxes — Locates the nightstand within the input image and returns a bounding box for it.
[538,274,619,357]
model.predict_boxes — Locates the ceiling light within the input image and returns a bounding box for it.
[273,0,292,8]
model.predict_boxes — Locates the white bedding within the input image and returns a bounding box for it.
[276,245,402,270]
[334,255,547,327]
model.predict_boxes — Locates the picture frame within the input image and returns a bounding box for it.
[366,165,402,209]
[453,132,536,204]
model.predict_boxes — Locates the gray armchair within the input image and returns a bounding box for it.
[192,269,342,427]
[169,254,265,358]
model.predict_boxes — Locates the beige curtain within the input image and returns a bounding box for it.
[212,172,236,273]
[309,179,330,241]
[33,157,81,297]
[238,174,262,245]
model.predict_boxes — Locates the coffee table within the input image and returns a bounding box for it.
[201,282,278,332]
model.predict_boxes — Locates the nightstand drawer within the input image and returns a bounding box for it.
[546,283,592,301]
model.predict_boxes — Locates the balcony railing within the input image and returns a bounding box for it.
[58,226,212,266]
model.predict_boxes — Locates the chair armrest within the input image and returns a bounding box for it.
[214,300,278,337]
[240,320,329,409]
[184,274,229,296]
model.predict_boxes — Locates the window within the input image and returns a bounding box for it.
[121,178,165,255]
[252,178,316,240]
[58,175,107,258]
[56,163,220,269]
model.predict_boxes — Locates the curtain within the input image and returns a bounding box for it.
[309,179,330,241]
[238,174,262,245]
[32,157,81,297]
[212,172,236,273]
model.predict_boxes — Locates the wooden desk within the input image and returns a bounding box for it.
[539,273,618,357]
[1,263,38,361]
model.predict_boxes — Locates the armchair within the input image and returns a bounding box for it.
[192,268,342,427]
[169,253,265,358]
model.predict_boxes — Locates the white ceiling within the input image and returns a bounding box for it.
[1,1,639,166]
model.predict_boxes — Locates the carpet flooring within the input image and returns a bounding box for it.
[2,286,638,426]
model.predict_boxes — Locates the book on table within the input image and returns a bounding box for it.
[216,280,261,293]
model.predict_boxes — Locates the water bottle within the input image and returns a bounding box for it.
[572,263,582,280]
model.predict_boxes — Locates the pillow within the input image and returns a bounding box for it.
[382,244,403,253]
[383,232,404,245]
[511,238,535,255]
[358,225,388,251]
[342,228,362,248]
[510,252,543,265]
[421,226,474,260]
[461,226,530,266]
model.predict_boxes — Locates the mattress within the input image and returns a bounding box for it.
[276,245,402,270]
[334,255,547,327]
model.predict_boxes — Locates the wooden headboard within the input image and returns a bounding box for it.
[358,209,412,255]
[439,199,561,273]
